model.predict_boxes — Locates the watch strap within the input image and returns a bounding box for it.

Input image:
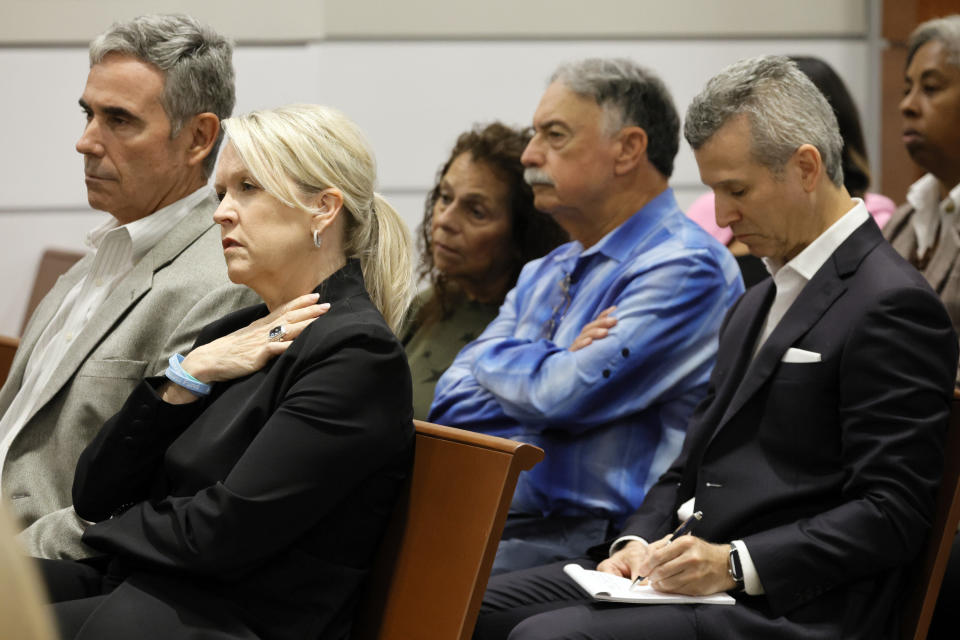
[728,543,745,586]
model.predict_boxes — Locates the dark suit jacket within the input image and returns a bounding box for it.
[72,260,413,640]
[621,220,957,639]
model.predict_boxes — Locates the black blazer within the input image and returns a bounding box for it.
[621,220,958,639]
[74,260,413,640]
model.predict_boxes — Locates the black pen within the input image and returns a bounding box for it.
[669,510,703,542]
[629,511,704,589]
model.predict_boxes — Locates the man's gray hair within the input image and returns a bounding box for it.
[684,55,844,187]
[908,14,960,67]
[551,58,680,178]
[89,14,235,177]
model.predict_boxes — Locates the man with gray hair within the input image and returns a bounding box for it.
[430,58,743,574]
[474,55,956,640]
[0,14,258,560]
[885,15,960,385]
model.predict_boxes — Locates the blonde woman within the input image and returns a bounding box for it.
[41,104,415,640]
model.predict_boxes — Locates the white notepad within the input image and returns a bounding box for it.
[563,564,736,605]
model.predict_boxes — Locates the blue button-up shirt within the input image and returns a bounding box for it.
[429,189,744,525]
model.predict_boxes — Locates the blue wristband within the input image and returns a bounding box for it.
[165,353,212,396]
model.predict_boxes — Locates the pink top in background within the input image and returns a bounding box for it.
[684,191,896,246]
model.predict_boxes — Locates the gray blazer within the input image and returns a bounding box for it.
[1,192,259,559]
[884,202,960,384]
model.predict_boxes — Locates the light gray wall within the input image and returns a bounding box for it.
[4,0,867,41]
[0,1,878,336]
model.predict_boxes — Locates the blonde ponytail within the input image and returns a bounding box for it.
[359,194,414,333]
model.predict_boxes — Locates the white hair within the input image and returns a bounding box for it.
[685,55,844,187]
[908,14,960,68]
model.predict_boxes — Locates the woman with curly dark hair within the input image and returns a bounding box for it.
[403,122,567,419]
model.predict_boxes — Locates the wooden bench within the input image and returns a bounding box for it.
[353,419,544,640]
[21,248,84,334]
[0,335,18,388]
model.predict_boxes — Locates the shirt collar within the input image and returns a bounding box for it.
[84,186,212,260]
[907,174,960,254]
[763,199,870,280]
[85,216,120,251]
[907,172,960,213]
[581,188,680,263]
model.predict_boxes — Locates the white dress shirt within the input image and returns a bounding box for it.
[907,173,960,259]
[0,187,211,487]
[612,200,871,596]
[754,199,870,354]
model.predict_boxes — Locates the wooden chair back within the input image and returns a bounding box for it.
[352,419,544,640]
[902,397,960,640]
[22,248,84,335]
[0,335,19,389]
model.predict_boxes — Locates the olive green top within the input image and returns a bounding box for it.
[401,288,500,421]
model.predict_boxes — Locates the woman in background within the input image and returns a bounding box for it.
[792,55,896,226]
[43,104,415,640]
[403,123,567,419]
[686,55,895,286]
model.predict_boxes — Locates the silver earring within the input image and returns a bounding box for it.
[312,230,322,248]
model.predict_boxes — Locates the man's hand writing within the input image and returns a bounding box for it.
[639,534,736,596]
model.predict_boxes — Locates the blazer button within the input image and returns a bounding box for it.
[621,348,630,357]
[602,369,611,378]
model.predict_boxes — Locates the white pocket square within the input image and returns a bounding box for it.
[781,347,821,363]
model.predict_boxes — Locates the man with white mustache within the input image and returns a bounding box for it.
[430,58,744,574]
[0,14,257,561]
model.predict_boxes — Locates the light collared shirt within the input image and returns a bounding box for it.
[754,199,871,355]
[0,186,212,488]
[907,174,960,259]
[430,189,744,526]
[612,200,871,596]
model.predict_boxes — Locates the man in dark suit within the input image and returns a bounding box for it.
[473,55,958,640]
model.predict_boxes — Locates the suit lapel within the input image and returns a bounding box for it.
[679,280,774,496]
[924,214,960,293]
[714,271,844,434]
[24,199,216,421]
[712,281,775,412]
[883,203,915,248]
[884,202,960,294]
[709,220,881,442]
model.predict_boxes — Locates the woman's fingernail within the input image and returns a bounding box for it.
[318,303,331,310]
